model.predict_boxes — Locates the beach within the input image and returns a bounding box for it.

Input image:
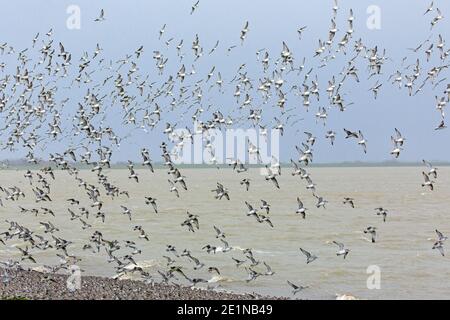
[0,267,282,300]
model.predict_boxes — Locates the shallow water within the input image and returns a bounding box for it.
[1,166,450,299]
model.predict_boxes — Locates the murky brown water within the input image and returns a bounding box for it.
[1,166,450,299]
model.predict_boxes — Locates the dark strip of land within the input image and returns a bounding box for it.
[0,268,284,300]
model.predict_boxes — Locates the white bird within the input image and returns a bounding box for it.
[333,241,350,259]
[364,226,377,243]
[94,9,105,22]
[357,130,368,153]
[424,1,434,15]
[421,172,435,191]
[423,160,437,178]
[240,21,250,44]
[433,241,445,256]
[299,248,317,264]
[168,180,180,197]
[190,0,200,15]
[287,280,309,295]
[296,197,308,219]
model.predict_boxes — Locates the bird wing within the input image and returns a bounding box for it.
[299,247,311,258]
[287,280,298,289]
[436,229,444,239]
[333,241,344,250]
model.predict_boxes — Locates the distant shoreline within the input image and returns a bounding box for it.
[1,161,450,170]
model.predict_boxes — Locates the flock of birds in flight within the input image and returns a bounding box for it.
[0,1,449,297]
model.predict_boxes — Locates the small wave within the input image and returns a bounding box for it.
[191,286,209,291]
[208,275,234,283]
[230,246,277,255]
[135,259,159,269]
[336,293,360,300]
[31,265,52,273]
[253,249,274,254]
[112,272,131,280]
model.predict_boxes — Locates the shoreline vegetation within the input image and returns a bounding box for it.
[0,268,283,300]
[1,159,450,170]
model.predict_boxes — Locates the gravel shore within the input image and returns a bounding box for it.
[0,268,284,300]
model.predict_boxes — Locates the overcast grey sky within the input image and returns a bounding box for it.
[1,1,449,164]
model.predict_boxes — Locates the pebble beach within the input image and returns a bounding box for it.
[0,268,283,300]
